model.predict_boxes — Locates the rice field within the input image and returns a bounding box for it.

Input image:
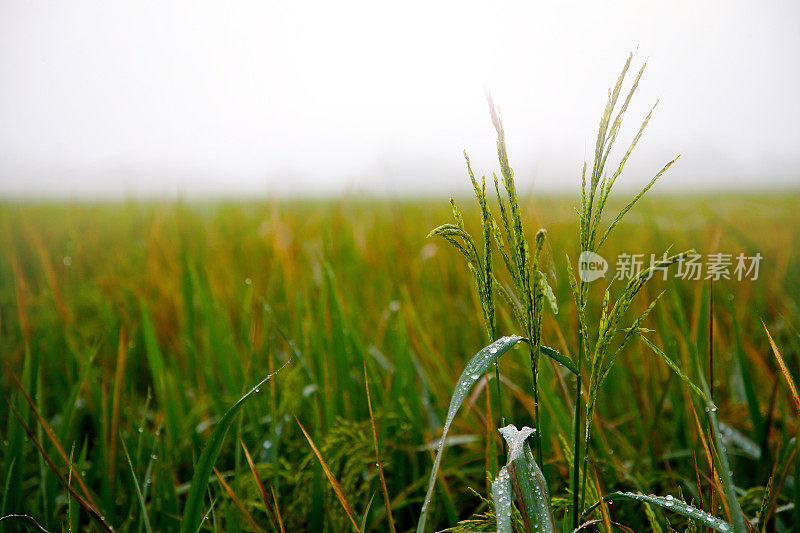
[1,186,798,532]
[2,63,800,532]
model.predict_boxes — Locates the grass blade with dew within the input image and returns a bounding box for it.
[120,434,153,533]
[698,372,748,533]
[416,335,525,533]
[540,345,579,376]
[179,362,289,533]
[0,515,51,533]
[583,492,733,532]
[491,468,513,533]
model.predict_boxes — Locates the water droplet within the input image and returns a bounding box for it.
[245,278,252,285]
[490,347,498,354]
[63,256,72,266]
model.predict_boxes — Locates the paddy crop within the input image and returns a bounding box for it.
[1,59,799,532]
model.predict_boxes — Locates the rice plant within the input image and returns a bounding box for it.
[420,54,755,533]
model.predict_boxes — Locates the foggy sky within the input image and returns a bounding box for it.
[1,0,799,198]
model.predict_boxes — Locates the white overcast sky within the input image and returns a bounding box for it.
[1,0,798,198]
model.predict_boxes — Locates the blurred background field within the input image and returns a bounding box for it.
[1,192,798,531]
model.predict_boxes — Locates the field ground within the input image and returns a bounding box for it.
[1,192,799,531]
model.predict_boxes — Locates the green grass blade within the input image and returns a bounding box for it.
[121,435,153,533]
[726,296,763,441]
[491,468,512,533]
[699,374,748,533]
[359,492,375,533]
[179,362,288,533]
[637,334,708,401]
[585,492,733,532]
[540,345,579,376]
[57,348,98,445]
[139,299,181,453]
[416,335,524,533]
[0,515,50,532]
[0,458,15,523]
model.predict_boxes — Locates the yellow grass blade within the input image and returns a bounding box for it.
[364,361,396,533]
[240,439,281,532]
[270,484,286,533]
[11,371,100,513]
[762,320,800,415]
[213,466,262,532]
[295,416,360,531]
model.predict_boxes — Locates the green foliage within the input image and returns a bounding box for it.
[0,56,798,532]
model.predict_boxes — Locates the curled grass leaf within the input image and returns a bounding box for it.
[499,424,555,533]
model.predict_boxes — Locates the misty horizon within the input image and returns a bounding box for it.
[2,0,799,198]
